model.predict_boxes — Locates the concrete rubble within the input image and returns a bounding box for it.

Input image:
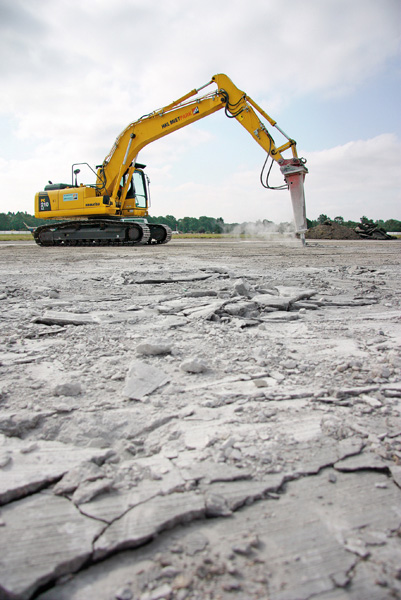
[0,237,400,600]
[354,222,395,240]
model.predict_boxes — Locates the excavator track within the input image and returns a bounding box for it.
[148,224,172,244]
[33,220,151,247]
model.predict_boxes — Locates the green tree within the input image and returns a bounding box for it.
[0,213,12,230]
[214,217,225,234]
[318,214,330,224]
[178,217,198,233]
[0,212,52,230]
[163,215,178,230]
[199,215,223,233]
[360,216,374,225]
[334,216,344,224]
[383,219,401,232]
[343,219,358,229]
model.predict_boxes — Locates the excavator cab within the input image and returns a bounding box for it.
[119,164,149,215]
[131,170,148,208]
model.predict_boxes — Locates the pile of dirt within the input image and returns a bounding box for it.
[305,221,360,240]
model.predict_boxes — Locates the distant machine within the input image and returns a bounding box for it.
[34,74,308,246]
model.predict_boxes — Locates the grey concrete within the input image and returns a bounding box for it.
[0,238,400,599]
[0,435,111,505]
[0,492,104,600]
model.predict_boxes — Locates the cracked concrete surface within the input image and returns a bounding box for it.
[0,238,400,600]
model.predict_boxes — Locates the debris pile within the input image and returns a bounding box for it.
[354,222,394,240]
[306,220,394,240]
[305,221,360,240]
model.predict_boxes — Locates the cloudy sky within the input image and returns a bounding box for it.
[1,0,400,225]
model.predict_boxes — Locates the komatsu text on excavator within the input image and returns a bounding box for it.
[34,74,308,246]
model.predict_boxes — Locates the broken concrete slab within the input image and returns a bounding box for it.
[183,300,226,320]
[0,492,103,600]
[34,468,401,600]
[253,295,291,310]
[0,435,111,505]
[122,360,170,401]
[93,491,206,560]
[71,477,115,505]
[33,310,150,327]
[275,287,318,301]
[184,289,218,298]
[203,475,286,511]
[172,459,252,484]
[35,407,175,449]
[53,460,105,495]
[261,312,300,322]
[334,452,391,472]
[257,470,401,600]
[77,480,163,524]
[127,274,212,284]
[282,436,366,478]
[0,410,53,438]
[223,300,258,316]
[33,311,98,326]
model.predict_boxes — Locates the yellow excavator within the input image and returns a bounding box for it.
[34,74,308,246]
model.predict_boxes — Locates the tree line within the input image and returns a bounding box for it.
[0,212,48,231]
[1,211,400,233]
[0,212,228,233]
[307,214,401,232]
[147,215,226,233]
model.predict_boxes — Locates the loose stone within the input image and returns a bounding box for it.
[137,342,172,356]
[205,493,233,517]
[54,382,83,397]
[143,583,173,600]
[115,587,133,600]
[233,279,252,297]
[180,358,208,373]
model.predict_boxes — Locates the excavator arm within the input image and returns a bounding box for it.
[99,74,308,231]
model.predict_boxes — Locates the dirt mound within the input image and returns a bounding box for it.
[305,221,360,240]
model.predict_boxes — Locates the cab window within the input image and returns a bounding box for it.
[132,170,147,208]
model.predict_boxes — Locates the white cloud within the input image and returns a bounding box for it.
[0,0,400,223]
[144,130,400,221]
[304,134,401,221]
[2,0,399,112]
[125,134,399,225]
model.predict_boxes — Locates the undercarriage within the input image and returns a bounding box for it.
[33,220,172,247]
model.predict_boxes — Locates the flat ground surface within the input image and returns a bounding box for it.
[0,238,400,600]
